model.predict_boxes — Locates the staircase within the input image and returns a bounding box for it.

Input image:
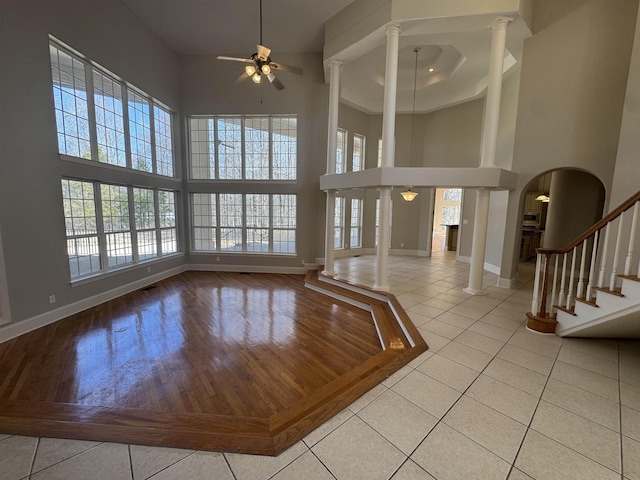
[527,191,640,337]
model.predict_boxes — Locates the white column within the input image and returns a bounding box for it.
[380,25,400,168]
[322,61,342,276]
[465,17,511,294]
[375,188,392,291]
[465,189,491,294]
[323,191,336,276]
[374,25,400,291]
[480,17,512,169]
[326,60,342,174]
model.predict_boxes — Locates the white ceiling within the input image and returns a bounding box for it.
[120,0,531,114]
[120,0,356,55]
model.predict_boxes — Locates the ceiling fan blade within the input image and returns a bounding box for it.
[235,72,249,84]
[267,73,285,90]
[217,56,254,63]
[256,44,271,62]
[270,62,303,75]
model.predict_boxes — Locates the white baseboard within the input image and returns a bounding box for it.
[0,265,187,344]
[497,277,517,289]
[187,264,307,274]
[456,255,500,275]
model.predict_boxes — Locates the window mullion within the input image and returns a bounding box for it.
[94,182,108,272]
[149,102,157,175]
[241,117,246,180]
[85,64,99,162]
[242,193,247,252]
[122,86,133,169]
[128,186,139,263]
[154,190,162,256]
[213,117,219,180]
[269,117,273,180]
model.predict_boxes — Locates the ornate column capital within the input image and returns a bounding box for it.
[488,16,513,30]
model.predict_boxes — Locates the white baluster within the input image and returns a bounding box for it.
[624,201,639,275]
[586,230,599,302]
[610,213,625,291]
[550,254,559,316]
[576,240,588,299]
[566,246,578,310]
[598,223,611,288]
[531,253,542,314]
[558,253,568,307]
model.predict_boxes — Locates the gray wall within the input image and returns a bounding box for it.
[499,0,639,281]
[0,0,182,323]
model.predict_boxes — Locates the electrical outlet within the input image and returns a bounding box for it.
[147,266,151,273]
[49,295,56,304]
[216,256,220,262]
[400,242,404,247]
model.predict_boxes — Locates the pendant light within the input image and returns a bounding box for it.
[401,47,421,202]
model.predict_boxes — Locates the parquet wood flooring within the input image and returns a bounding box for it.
[0,271,426,455]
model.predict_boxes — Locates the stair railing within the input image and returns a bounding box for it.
[527,190,640,333]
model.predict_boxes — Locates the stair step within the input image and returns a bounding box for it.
[573,296,599,307]
[618,274,640,283]
[554,304,576,316]
[592,286,625,297]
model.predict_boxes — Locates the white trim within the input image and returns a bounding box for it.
[0,265,186,344]
[186,264,306,275]
[456,255,501,274]
[497,276,517,289]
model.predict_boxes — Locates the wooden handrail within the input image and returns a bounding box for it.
[537,190,640,255]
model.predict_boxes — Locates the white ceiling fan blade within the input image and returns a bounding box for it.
[217,56,254,63]
[256,44,271,61]
[267,73,285,90]
[270,62,303,75]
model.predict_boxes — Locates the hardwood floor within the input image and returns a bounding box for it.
[0,271,426,455]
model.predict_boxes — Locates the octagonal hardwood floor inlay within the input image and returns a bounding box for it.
[0,270,427,455]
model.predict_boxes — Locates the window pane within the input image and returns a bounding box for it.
[336,129,346,174]
[353,134,364,172]
[192,193,216,251]
[161,228,177,254]
[128,89,152,172]
[246,194,269,252]
[272,117,297,180]
[443,189,462,201]
[219,194,243,251]
[334,196,344,248]
[189,118,214,179]
[245,117,270,180]
[50,45,91,159]
[154,105,173,176]
[133,187,155,230]
[101,184,132,266]
[350,198,362,248]
[273,194,296,253]
[93,70,126,167]
[62,179,101,277]
[217,118,242,179]
[158,190,176,228]
[137,230,157,260]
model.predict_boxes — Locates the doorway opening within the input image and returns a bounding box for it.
[432,188,462,252]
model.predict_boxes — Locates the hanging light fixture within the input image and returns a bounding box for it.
[401,47,421,202]
[535,193,550,202]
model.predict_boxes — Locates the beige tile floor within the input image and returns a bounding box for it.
[2,251,640,479]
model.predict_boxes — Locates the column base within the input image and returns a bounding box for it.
[463,287,487,296]
[373,284,390,292]
[321,270,335,277]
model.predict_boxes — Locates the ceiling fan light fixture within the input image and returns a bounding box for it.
[245,65,256,76]
[401,189,418,202]
[251,72,262,84]
[261,63,271,75]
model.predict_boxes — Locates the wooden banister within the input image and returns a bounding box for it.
[527,190,640,334]
[537,190,640,256]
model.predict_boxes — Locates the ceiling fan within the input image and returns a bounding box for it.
[217,0,303,90]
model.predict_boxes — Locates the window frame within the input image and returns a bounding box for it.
[50,38,176,178]
[352,133,365,172]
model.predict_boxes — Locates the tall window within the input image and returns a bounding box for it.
[350,199,363,248]
[50,40,175,177]
[188,115,297,180]
[352,134,365,172]
[334,196,345,249]
[191,194,296,254]
[61,180,178,280]
[336,129,347,174]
